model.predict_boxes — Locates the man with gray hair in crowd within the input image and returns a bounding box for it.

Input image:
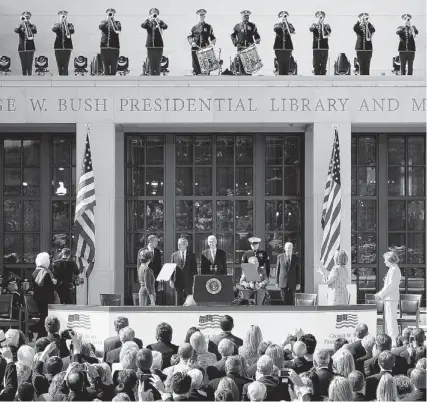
[163,343,193,377]
[247,381,267,402]
[348,370,366,401]
[347,323,369,361]
[283,340,311,374]
[355,334,375,372]
[106,327,137,365]
[207,338,235,380]
[313,349,334,399]
[401,368,426,401]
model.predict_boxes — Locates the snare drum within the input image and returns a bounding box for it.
[196,46,219,74]
[238,44,263,74]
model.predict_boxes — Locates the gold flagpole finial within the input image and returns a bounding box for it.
[85,122,92,132]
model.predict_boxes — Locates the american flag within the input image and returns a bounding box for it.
[320,128,342,271]
[73,131,96,278]
[67,313,91,330]
[198,314,222,330]
[336,314,358,329]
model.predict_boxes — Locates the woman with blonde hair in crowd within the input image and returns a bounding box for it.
[317,250,349,305]
[328,376,353,401]
[265,344,284,375]
[189,331,217,375]
[215,377,239,401]
[376,372,398,402]
[332,348,355,377]
[239,325,263,366]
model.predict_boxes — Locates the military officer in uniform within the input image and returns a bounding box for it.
[188,9,216,75]
[231,10,261,75]
[141,8,168,76]
[242,237,271,278]
[52,10,75,76]
[309,11,331,75]
[99,8,121,76]
[273,11,295,76]
[353,12,375,75]
[396,14,418,76]
[14,11,37,76]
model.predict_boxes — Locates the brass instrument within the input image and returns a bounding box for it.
[283,15,291,34]
[61,15,71,39]
[21,15,33,40]
[406,20,416,38]
[108,14,120,34]
[362,15,371,41]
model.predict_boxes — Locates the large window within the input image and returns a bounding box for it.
[351,134,425,305]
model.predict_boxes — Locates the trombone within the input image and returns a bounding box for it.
[21,15,33,40]
[61,14,71,39]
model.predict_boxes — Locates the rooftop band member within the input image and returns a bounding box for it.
[276,242,301,305]
[201,235,227,275]
[353,12,375,75]
[231,10,261,75]
[187,9,216,75]
[274,11,295,75]
[396,14,418,75]
[99,8,121,76]
[242,237,270,278]
[141,8,168,76]
[52,10,75,76]
[14,11,37,76]
[309,11,331,75]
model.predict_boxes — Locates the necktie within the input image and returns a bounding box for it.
[181,251,185,265]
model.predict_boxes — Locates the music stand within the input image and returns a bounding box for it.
[241,263,260,282]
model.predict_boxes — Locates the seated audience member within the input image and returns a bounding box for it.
[365,350,395,401]
[212,315,243,354]
[400,368,426,401]
[154,371,192,401]
[332,348,355,377]
[136,348,161,400]
[247,381,267,402]
[106,327,137,365]
[148,322,179,369]
[265,344,284,375]
[45,356,64,381]
[189,331,217,372]
[116,369,137,401]
[17,345,35,367]
[44,315,70,357]
[394,374,414,400]
[188,368,209,401]
[376,372,397,402]
[216,377,240,401]
[333,337,349,353]
[406,328,426,367]
[392,328,412,356]
[347,370,366,401]
[356,334,375,372]
[283,341,311,374]
[238,325,263,366]
[163,343,193,377]
[313,349,334,400]
[247,341,272,379]
[328,376,353,402]
[208,339,235,380]
[185,327,220,360]
[17,382,35,401]
[300,334,317,365]
[364,333,408,376]
[42,371,66,400]
[67,370,92,401]
[113,392,131,401]
[347,323,369,361]
[33,373,49,399]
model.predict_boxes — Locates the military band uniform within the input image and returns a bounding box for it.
[141,17,168,76]
[396,22,418,75]
[309,22,331,75]
[353,19,375,75]
[231,20,261,75]
[52,20,74,76]
[188,22,216,75]
[99,17,121,75]
[170,250,197,306]
[273,21,295,75]
[276,253,301,305]
[14,15,37,76]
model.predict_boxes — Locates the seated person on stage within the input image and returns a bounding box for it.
[138,249,156,306]
[239,256,269,306]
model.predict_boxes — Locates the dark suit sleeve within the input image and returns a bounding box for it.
[99,21,108,31]
[160,20,167,30]
[265,252,270,278]
[353,22,362,34]
[289,23,295,34]
[52,23,61,33]
[69,23,75,35]
[253,24,261,41]
[414,26,419,35]
[368,23,375,33]
[364,359,372,377]
[296,257,301,285]
[201,252,209,274]
[231,25,238,46]
[222,250,227,274]
[141,19,150,29]
[0,363,17,401]
[276,257,281,285]
[209,25,216,41]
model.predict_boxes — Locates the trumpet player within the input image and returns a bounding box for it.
[14,11,37,76]
[231,10,261,76]
[273,11,295,76]
[396,14,418,75]
[99,8,121,76]
[353,12,375,75]
[141,8,168,76]
[187,9,216,75]
[52,10,75,76]
[309,11,331,75]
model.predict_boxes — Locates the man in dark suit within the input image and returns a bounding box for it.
[211,315,243,355]
[208,356,252,400]
[242,355,289,401]
[283,341,311,374]
[365,351,395,400]
[147,323,178,370]
[170,238,197,305]
[353,12,375,75]
[138,235,163,302]
[207,338,235,380]
[105,327,138,366]
[347,323,369,361]
[364,334,408,377]
[103,317,142,362]
[276,242,301,305]
[242,237,270,278]
[348,370,366,401]
[313,349,334,400]
[355,335,375,373]
[401,368,426,401]
[135,349,162,401]
[52,248,79,304]
[201,235,227,275]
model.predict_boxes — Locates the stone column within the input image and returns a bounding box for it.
[304,122,352,298]
[75,122,125,305]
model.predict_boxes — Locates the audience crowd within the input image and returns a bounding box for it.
[0,314,425,401]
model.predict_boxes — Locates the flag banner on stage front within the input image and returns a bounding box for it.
[320,127,342,271]
[73,129,96,278]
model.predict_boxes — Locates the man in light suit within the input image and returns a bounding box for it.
[276,242,301,305]
[170,238,197,306]
[201,235,227,275]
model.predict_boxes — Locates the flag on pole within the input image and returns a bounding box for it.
[320,127,342,270]
[73,125,96,278]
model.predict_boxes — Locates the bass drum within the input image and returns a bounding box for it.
[196,46,220,74]
[238,44,263,74]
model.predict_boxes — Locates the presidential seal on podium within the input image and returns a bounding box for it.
[206,278,222,295]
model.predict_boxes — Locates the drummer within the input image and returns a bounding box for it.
[231,10,261,75]
[187,9,216,75]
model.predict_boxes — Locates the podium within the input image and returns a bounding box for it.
[193,275,234,306]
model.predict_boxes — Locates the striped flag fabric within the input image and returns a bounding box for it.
[336,314,358,329]
[320,127,342,271]
[198,314,222,330]
[67,313,91,330]
[73,132,96,278]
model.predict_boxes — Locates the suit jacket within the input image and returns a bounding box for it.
[273,22,295,50]
[147,341,178,369]
[188,22,215,49]
[206,357,227,380]
[0,363,17,401]
[231,21,260,50]
[208,373,252,400]
[212,332,243,355]
[397,25,418,52]
[14,23,37,51]
[52,22,75,49]
[346,340,366,361]
[276,253,301,289]
[138,247,162,278]
[364,353,408,377]
[103,336,143,362]
[401,389,426,401]
[106,346,121,365]
[243,375,290,402]
[314,367,334,399]
[242,249,271,277]
[309,23,332,49]
[355,352,372,373]
[99,20,121,49]
[52,258,79,284]
[171,250,197,294]
[353,21,375,51]
[141,19,168,48]
[365,371,391,401]
[353,392,366,401]
[201,249,227,275]
[283,357,312,374]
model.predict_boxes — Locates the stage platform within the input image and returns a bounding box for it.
[49,304,377,354]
